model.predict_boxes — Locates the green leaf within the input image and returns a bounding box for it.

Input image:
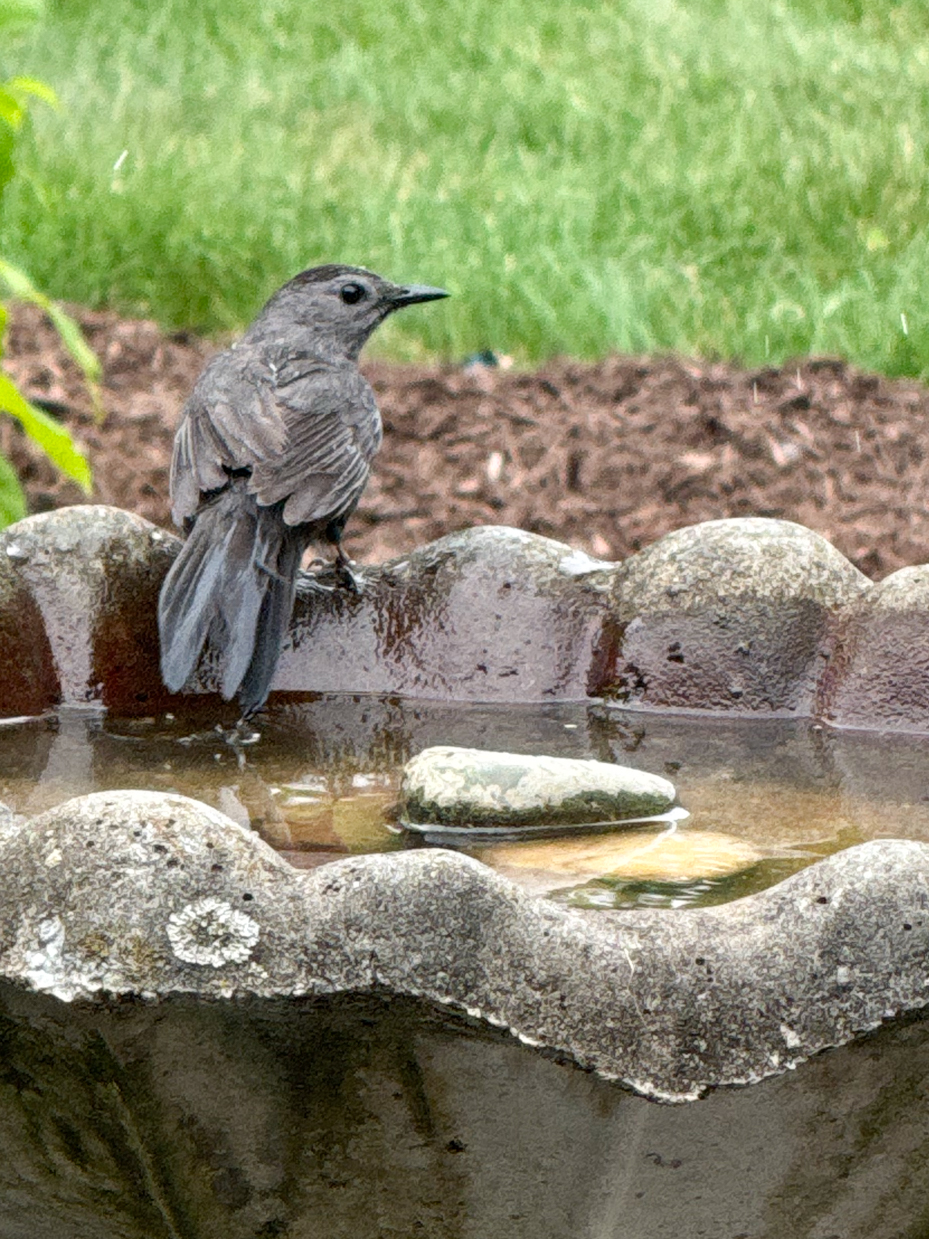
[44,302,101,383]
[0,372,92,492]
[0,451,27,528]
[0,87,25,131]
[0,130,14,200]
[6,77,58,109]
[0,258,102,384]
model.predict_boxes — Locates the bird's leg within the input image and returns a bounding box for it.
[230,715,263,745]
[256,551,335,593]
[254,557,292,587]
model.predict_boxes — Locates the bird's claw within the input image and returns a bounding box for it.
[335,547,364,594]
[336,560,363,594]
[308,559,364,595]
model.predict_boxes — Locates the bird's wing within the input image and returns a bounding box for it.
[169,346,289,527]
[248,360,383,527]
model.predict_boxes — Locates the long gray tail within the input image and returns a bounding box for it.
[158,484,303,714]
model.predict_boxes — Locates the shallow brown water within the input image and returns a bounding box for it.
[2,695,928,910]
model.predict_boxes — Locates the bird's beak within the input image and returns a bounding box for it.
[388,284,449,307]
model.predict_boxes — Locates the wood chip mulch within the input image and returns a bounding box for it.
[5,302,929,579]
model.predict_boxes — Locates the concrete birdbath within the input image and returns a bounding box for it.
[2,505,929,1237]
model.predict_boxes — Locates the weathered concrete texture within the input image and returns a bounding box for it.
[2,987,929,1239]
[10,505,929,728]
[0,505,181,714]
[3,790,929,1106]
[399,745,677,829]
[0,533,60,714]
[818,564,929,732]
[272,525,618,701]
[0,509,622,710]
[610,517,869,714]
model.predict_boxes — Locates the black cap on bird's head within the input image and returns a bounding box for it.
[248,263,448,361]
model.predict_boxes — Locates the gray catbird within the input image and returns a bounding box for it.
[158,263,448,716]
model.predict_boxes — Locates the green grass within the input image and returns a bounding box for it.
[3,0,929,371]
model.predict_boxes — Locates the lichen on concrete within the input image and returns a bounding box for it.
[2,788,929,1106]
[166,896,261,966]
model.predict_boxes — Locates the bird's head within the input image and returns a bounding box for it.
[248,264,448,361]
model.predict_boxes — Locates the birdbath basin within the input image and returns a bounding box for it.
[2,506,929,1236]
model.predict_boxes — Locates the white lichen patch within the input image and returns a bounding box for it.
[23,916,67,992]
[166,897,259,967]
[18,915,109,1002]
[780,1023,802,1049]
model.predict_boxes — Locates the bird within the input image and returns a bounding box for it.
[158,263,448,717]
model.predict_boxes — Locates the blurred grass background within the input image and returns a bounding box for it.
[2,0,929,370]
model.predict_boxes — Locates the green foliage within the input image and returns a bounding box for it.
[0,1,93,527]
[0,0,928,374]
[0,258,100,385]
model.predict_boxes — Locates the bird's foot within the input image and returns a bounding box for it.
[231,716,262,742]
[308,553,364,595]
[255,558,293,587]
[335,558,363,595]
[335,546,365,594]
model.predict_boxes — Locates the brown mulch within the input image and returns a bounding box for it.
[4,302,929,579]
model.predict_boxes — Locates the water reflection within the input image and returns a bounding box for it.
[2,697,929,908]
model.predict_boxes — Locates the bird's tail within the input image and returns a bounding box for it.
[158,483,303,713]
[237,516,304,717]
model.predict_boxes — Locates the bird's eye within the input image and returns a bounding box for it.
[340,282,366,305]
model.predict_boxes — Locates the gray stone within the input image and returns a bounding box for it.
[818,564,929,732]
[0,505,180,714]
[610,517,869,714]
[2,789,929,1104]
[399,744,677,829]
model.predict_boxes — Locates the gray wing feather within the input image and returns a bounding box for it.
[169,346,290,526]
[249,363,382,526]
[170,349,380,530]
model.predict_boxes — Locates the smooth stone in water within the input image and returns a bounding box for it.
[481,827,763,891]
[399,745,676,830]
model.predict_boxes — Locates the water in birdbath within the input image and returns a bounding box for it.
[2,695,928,910]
